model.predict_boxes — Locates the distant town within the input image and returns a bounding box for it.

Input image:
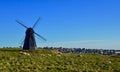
[43,47,120,56]
[1,47,120,56]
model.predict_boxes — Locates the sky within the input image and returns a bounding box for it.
[0,0,120,49]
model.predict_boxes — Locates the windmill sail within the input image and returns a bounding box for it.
[32,17,40,29]
[16,20,28,28]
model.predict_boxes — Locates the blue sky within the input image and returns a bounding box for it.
[0,0,120,49]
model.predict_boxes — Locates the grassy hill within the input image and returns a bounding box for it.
[0,48,120,72]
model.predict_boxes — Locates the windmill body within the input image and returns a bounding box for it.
[16,18,46,50]
[23,28,37,50]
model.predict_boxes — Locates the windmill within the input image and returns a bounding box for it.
[16,18,46,50]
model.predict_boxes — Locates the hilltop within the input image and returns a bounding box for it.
[0,48,120,72]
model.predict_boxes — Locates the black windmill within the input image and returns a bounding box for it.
[16,18,46,50]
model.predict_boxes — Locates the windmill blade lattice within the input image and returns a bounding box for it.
[32,17,40,29]
[16,20,28,29]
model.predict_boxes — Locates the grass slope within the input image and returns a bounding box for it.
[0,48,120,72]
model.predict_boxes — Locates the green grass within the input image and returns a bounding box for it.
[0,48,120,72]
